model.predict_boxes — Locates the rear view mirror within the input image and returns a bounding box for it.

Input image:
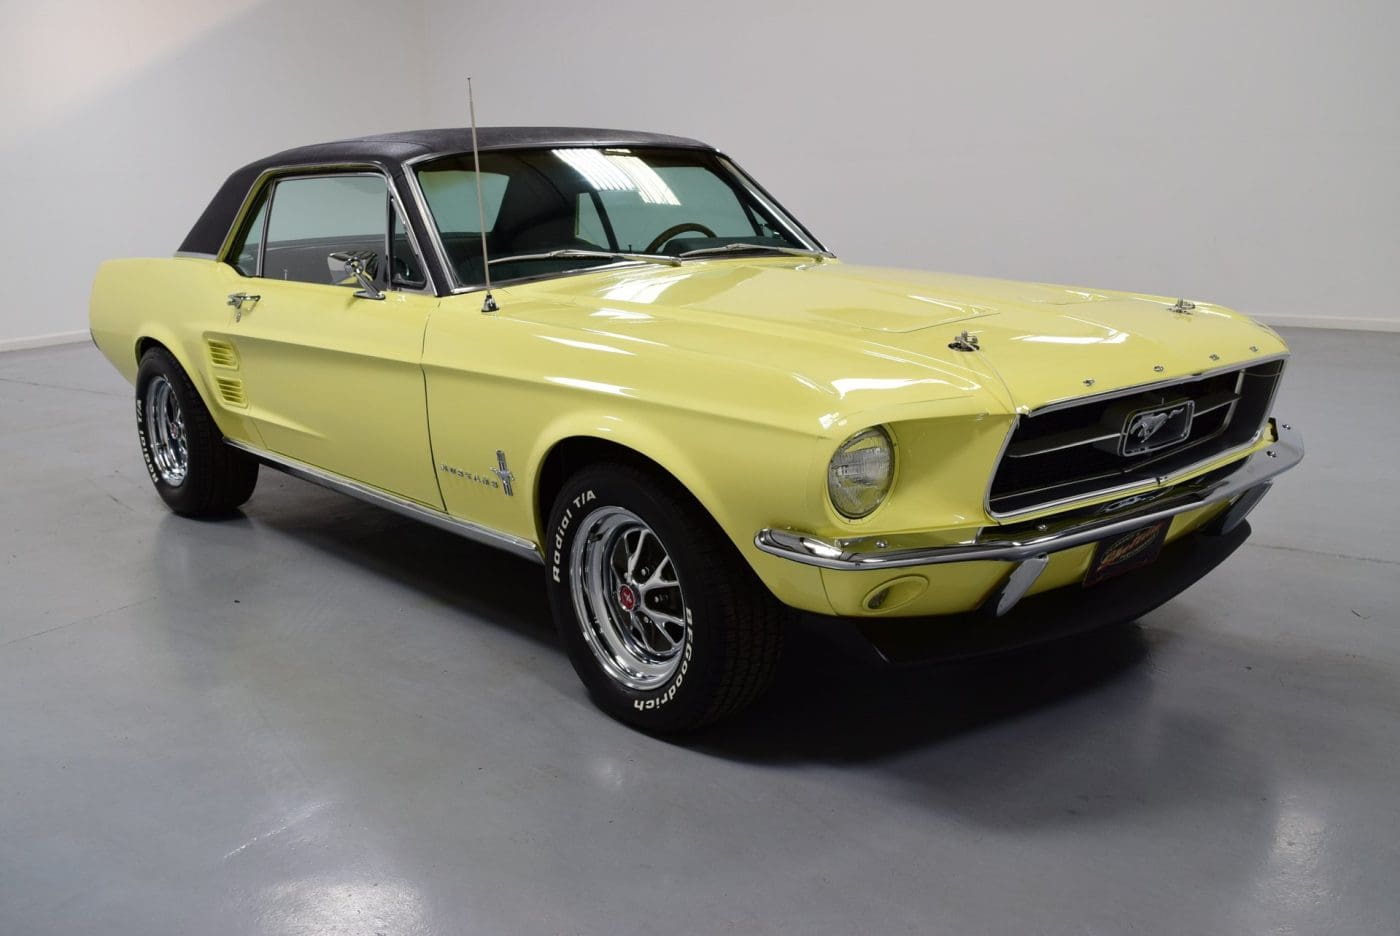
[328,250,385,300]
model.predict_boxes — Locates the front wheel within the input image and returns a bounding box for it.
[135,346,258,516]
[545,463,784,732]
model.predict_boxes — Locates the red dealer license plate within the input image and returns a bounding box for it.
[1083,520,1170,587]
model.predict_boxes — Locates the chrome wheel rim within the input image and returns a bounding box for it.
[569,506,690,691]
[144,376,188,487]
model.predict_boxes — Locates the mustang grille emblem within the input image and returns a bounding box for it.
[1120,401,1195,456]
[1131,411,1174,443]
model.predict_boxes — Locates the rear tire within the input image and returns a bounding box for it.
[135,346,258,517]
[545,462,784,732]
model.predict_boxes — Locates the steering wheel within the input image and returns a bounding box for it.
[644,222,717,254]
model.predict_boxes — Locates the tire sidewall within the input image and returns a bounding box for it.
[545,468,722,731]
[135,349,205,514]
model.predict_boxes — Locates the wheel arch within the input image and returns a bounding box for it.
[134,330,209,401]
[532,433,730,553]
[132,329,236,439]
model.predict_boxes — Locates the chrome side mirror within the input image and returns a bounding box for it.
[328,250,385,301]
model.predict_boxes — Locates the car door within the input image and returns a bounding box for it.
[217,171,444,509]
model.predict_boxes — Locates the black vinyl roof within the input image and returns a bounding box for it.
[178,127,715,257]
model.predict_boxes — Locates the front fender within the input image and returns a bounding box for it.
[525,405,833,613]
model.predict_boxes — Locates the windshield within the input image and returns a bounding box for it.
[413,147,822,287]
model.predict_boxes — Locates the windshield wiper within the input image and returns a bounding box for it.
[678,243,832,261]
[488,249,681,268]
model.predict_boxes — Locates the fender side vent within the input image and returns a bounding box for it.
[207,339,239,369]
[214,376,248,409]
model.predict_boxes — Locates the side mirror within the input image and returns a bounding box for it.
[328,250,385,301]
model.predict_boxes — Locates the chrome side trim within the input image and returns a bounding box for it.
[225,440,542,563]
[754,420,1302,572]
[173,251,217,260]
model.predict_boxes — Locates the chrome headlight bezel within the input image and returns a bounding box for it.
[827,426,895,519]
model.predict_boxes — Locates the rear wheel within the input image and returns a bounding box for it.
[135,346,258,516]
[545,462,785,732]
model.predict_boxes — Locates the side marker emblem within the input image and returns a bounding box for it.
[491,450,515,497]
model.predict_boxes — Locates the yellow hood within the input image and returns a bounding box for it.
[505,258,1287,414]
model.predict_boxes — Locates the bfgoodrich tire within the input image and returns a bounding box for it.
[135,346,258,517]
[545,462,785,732]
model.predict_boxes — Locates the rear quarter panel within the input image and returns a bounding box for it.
[89,257,263,445]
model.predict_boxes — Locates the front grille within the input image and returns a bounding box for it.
[988,359,1284,516]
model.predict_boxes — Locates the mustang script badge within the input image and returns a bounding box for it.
[1120,401,1195,456]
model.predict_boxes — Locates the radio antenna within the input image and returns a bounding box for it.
[468,77,498,313]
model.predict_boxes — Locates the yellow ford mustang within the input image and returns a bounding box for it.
[90,128,1302,730]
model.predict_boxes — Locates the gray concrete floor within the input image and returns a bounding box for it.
[1,329,1397,935]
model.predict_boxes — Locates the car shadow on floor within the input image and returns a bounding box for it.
[231,473,1165,764]
[685,614,1158,764]
[201,488,1284,835]
[230,474,560,650]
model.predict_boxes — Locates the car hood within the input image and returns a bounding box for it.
[503,258,1287,414]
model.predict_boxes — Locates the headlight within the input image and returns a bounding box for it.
[827,427,894,519]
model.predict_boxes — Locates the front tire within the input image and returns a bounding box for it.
[545,463,785,732]
[135,346,258,516]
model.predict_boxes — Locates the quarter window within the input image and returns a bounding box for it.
[391,207,426,289]
[230,195,269,277]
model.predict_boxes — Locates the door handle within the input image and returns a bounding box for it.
[227,292,260,321]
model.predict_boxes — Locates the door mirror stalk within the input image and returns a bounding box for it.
[328,251,385,300]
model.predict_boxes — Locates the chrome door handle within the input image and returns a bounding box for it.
[227,292,260,321]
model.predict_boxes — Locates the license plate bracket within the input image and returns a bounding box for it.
[1084,519,1170,587]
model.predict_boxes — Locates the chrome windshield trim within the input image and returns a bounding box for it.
[225,440,542,563]
[443,253,838,296]
[400,151,456,295]
[488,248,682,268]
[678,243,834,261]
[755,420,1302,571]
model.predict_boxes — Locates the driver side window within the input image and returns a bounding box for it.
[227,174,428,291]
[259,175,388,287]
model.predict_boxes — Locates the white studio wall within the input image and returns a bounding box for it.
[420,0,1399,332]
[1,0,1395,348]
[0,0,433,349]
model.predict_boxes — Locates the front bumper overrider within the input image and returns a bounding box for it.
[754,420,1303,617]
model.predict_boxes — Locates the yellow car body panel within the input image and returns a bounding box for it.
[205,264,444,508]
[92,249,1289,618]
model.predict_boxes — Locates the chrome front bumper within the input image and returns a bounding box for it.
[755,420,1303,574]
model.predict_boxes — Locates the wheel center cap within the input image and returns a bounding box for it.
[617,584,637,612]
